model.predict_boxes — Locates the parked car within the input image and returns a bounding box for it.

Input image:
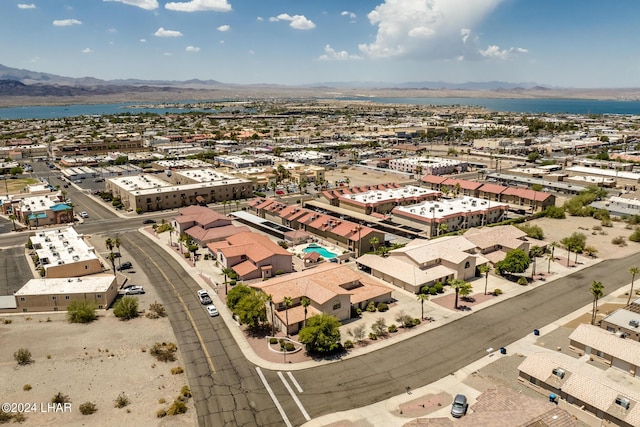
[80,211,89,218]
[74,179,82,184]
[206,305,219,317]
[450,394,468,418]
[124,286,145,295]
[116,261,133,271]
[142,219,157,224]
[94,178,104,183]
[197,290,212,305]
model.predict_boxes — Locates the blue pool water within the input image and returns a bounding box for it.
[302,246,337,259]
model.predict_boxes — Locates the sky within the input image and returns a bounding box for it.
[1,0,639,88]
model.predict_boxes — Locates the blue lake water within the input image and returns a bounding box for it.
[2,97,640,119]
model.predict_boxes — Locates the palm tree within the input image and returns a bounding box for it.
[590,280,604,325]
[113,236,122,268]
[478,264,491,295]
[301,297,311,328]
[222,267,235,295]
[530,246,543,278]
[369,236,379,253]
[167,224,175,247]
[448,278,469,309]
[266,294,275,336]
[8,214,16,232]
[283,296,293,336]
[105,237,114,254]
[628,267,639,305]
[107,252,117,276]
[547,252,553,273]
[417,291,429,320]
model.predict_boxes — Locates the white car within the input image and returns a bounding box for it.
[197,289,212,305]
[206,305,219,317]
[80,211,89,218]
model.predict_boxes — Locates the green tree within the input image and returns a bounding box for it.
[516,224,544,240]
[226,283,252,312]
[590,281,604,325]
[266,294,275,336]
[283,296,293,336]
[298,314,342,354]
[560,232,587,266]
[369,236,379,253]
[417,292,430,320]
[495,248,531,275]
[113,296,139,320]
[478,264,491,295]
[371,318,388,337]
[107,252,117,276]
[628,267,639,305]
[234,290,267,330]
[67,300,97,323]
[301,297,311,327]
[8,214,17,232]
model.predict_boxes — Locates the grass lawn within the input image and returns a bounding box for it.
[4,177,39,193]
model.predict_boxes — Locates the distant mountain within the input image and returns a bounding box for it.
[0,79,186,97]
[306,80,542,90]
[0,63,545,91]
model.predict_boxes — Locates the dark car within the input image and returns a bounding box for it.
[116,261,133,271]
[142,219,157,224]
[451,394,468,418]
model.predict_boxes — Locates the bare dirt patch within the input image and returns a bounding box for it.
[0,312,195,426]
[395,392,451,418]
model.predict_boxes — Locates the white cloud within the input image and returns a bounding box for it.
[186,45,200,52]
[107,28,117,33]
[140,38,147,43]
[318,44,361,61]
[163,52,172,56]
[256,17,264,22]
[272,13,315,30]
[165,0,231,12]
[341,11,356,19]
[18,4,36,9]
[358,0,505,60]
[479,45,528,60]
[217,25,230,32]
[82,48,93,54]
[154,27,183,37]
[53,19,82,26]
[103,0,158,10]
[248,50,255,55]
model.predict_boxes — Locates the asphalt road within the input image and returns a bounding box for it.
[122,232,284,427]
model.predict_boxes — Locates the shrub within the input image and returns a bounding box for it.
[180,386,192,398]
[368,332,378,340]
[434,283,444,293]
[115,393,130,408]
[612,236,627,246]
[269,337,278,345]
[148,302,167,318]
[601,219,613,227]
[592,225,602,231]
[376,302,388,312]
[23,384,32,391]
[517,277,528,286]
[113,296,139,320]
[428,287,438,295]
[1,318,12,324]
[14,348,33,365]
[166,400,188,416]
[67,301,97,324]
[494,288,503,296]
[275,270,284,275]
[631,228,640,242]
[284,342,295,352]
[51,392,71,404]
[135,207,142,214]
[158,398,167,404]
[79,402,97,415]
[150,342,178,362]
[366,301,376,312]
[171,366,184,375]
[413,318,421,326]
[343,340,354,349]
[0,411,12,423]
[156,409,167,418]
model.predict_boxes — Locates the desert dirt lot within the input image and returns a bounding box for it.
[0,233,196,427]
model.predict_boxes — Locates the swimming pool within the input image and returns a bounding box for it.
[302,245,338,259]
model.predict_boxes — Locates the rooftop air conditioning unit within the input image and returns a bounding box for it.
[615,397,631,410]
[552,368,565,379]
[629,320,639,328]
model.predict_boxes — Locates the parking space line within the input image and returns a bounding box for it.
[256,368,292,427]
[287,371,303,393]
[278,371,311,421]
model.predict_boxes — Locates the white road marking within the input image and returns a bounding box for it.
[255,367,292,427]
[278,371,311,421]
[287,371,303,393]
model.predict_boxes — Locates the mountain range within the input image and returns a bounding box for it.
[0,63,544,94]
